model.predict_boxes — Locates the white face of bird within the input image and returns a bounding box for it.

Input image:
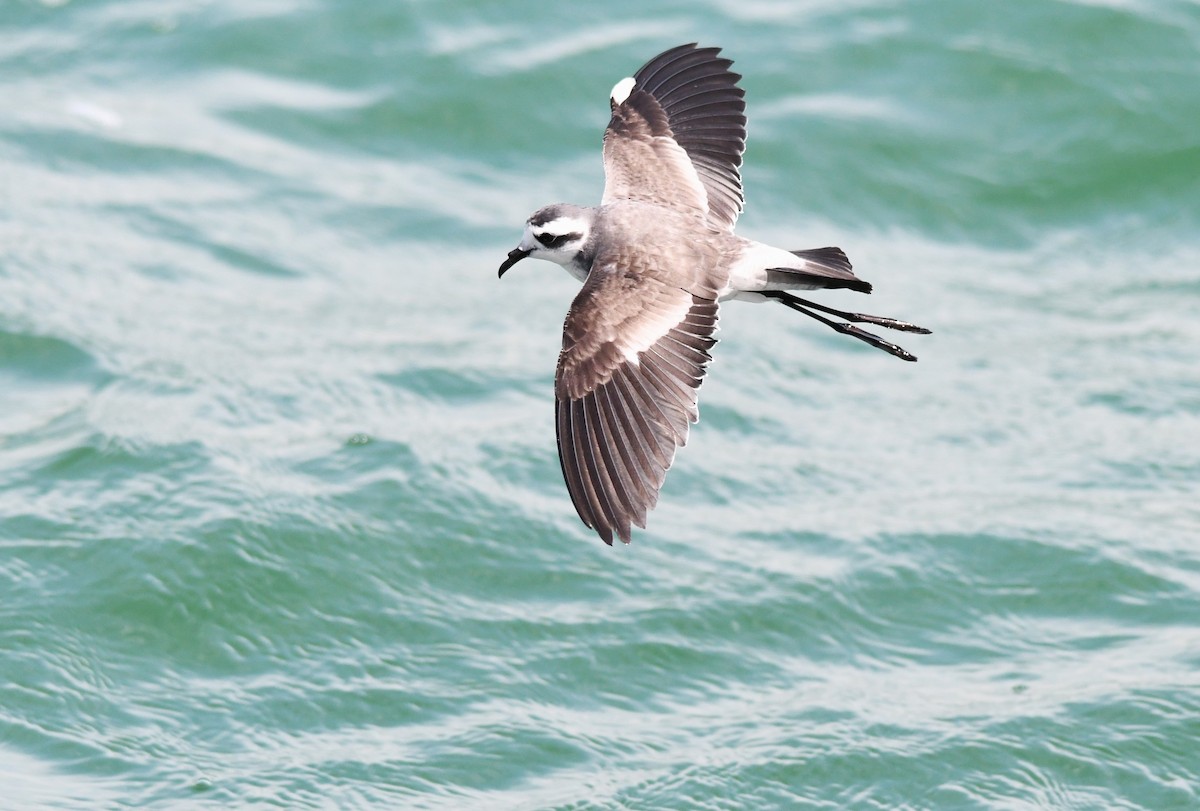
[524,214,590,266]
[497,205,593,277]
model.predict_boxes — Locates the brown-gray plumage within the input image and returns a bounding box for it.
[601,44,746,229]
[553,207,723,544]
[498,44,930,545]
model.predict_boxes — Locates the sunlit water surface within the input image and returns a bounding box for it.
[2,1,1199,808]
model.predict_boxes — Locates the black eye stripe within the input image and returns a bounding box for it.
[535,232,582,249]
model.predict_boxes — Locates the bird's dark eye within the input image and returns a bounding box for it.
[535,232,581,249]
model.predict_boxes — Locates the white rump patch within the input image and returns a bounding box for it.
[719,241,805,299]
[610,77,636,105]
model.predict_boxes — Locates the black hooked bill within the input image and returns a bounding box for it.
[498,247,531,278]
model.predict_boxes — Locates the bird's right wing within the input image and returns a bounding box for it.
[554,255,719,544]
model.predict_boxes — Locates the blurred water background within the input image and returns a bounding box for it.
[2,0,1199,808]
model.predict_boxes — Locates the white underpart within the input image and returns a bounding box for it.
[719,240,818,301]
[610,76,636,105]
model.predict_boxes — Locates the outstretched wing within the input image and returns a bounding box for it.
[554,254,719,544]
[602,43,747,231]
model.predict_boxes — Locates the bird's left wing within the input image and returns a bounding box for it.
[554,254,719,544]
[601,43,747,231]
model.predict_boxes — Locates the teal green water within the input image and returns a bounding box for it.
[3,1,1199,808]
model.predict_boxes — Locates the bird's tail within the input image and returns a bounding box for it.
[763,246,872,294]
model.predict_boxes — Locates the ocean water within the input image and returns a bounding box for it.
[2,0,1199,808]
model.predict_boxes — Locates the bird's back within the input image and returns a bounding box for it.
[592,201,730,300]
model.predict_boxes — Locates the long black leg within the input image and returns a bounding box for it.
[761,291,924,362]
[769,291,932,334]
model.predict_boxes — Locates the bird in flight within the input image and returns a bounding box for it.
[499,43,929,545]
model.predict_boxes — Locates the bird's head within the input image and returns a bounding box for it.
[498,204,594,278]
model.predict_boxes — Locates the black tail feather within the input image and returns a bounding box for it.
[791,246,853,274]
[767,246,871,293]
[766,268,872,294]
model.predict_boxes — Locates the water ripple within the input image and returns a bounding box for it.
[3,0,1200,808]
